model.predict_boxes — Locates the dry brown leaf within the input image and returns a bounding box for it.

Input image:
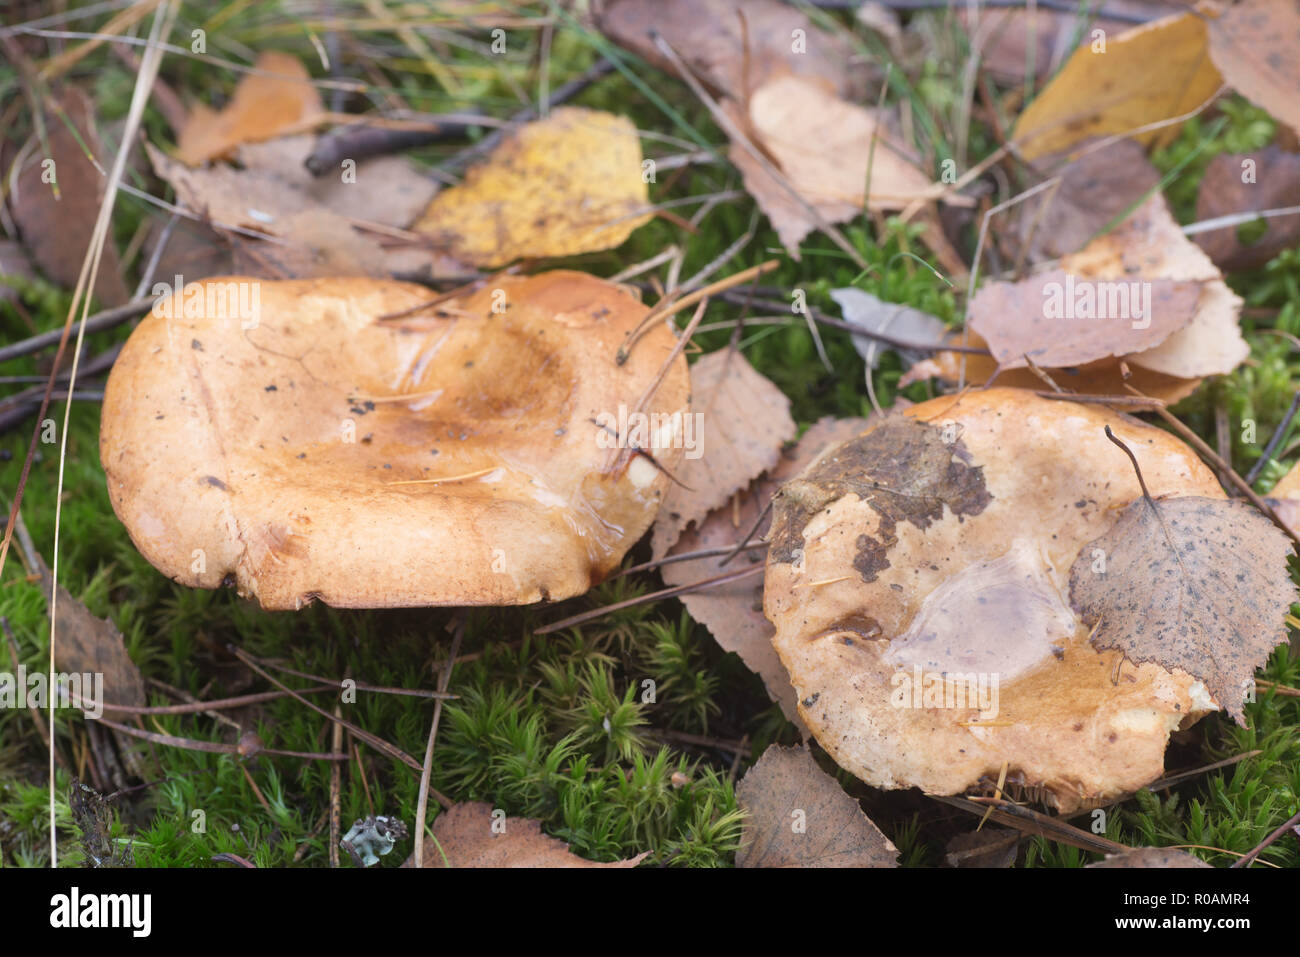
[661,416,876,733]
[412,107,650,267]
[11,89,129,306]
[1194,146,1300,272]
[1011,12,1223,161]
[28,552,145,723]
[405,802,647,868]
[736,745,898,868]
[650,349,795,558]
[595,0,869,101]
[919,328,1205,404]
[968,269,1202,369]
[1063,194,1247,379]
[1088,847,1212,868]
[145,141,430,279]
[1208,0,1300,140]
[1013,138,1163,263]
[1266,460,1300,539]
[944,828,1020,868]
[1069,491,1296,725]
[726,75,938,257]
[176,51,324,165]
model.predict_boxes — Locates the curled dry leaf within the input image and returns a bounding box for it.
[968,269,1202,369]
[1011,11,1222,161]
[831,287,948,370]
[11,88,129,306]
[412,107,650,267]
[1087,847,1212,869]
[405,802,647,868]
[662,416,876,733]
[765,389,1231,812]
[649,348,796,558]
[1208,0,1300,140]
[1069,490,1296,725]
[736,745,898,868]
[99,272,688,610]
[724,75,942,258]
[176,51,324,166]
[595,0,869,102]
[1194,146,1300,272]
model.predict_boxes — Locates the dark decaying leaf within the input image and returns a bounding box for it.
[1087,847,1212,869]
[1068,494,1296,725]
[1012,138,1162,263]
[11,88,129,306]
[1194,146,1300,273]
[736,745,897,868]
[405,802,648,868]
[944,828,1020,869]
[968,269,1203,369]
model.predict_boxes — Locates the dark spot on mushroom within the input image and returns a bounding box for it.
[802,693,820,707]
[191,339,203,350]
[265,384,277,391]
[202,475,228,491]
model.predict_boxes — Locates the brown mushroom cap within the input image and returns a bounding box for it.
[763,388,1221,812]
[100,272,689,609]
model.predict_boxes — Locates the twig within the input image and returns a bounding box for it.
[534,566,764,635]
[612,540,769,579]
[932,794,1130,856]
[95,716,347,761]
[0,296,154,365]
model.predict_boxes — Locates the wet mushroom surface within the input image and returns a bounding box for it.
[763,388,1231,812]
[99,272,689,609]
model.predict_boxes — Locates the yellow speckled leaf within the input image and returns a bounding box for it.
[412,107,651,267]
[1011,12,1222,161]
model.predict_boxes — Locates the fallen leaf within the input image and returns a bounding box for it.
[726,75,938,257]
[1012,138,1163,263]
[1208,0,1300,140]
[11,89,130,306]
[735,745,898,868]
[1265,459,1300,538]
[146,141,431,279]
[237,134,439,229]
[1063,194,1248,379]
[596,0,869,102]
[649,348,796,558]
[1193,146,1300,272]
[661,416,876,732]
[405,802,648,868]
[1088,847,1212,868]
[411,107,650,267]
[968,269,1202,369]
[831,287,948,369]
[1069,489,1296,725]
[1011,11,1223,161]
[958,4,1171,84]
[176,51,324,165]
[27,552,145,723]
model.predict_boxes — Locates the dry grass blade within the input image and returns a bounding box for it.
[932,794,1130,856]
[413,617,465,869]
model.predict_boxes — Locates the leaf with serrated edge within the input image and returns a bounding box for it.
[1069,495,1296,724]
[736,745,897,868]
